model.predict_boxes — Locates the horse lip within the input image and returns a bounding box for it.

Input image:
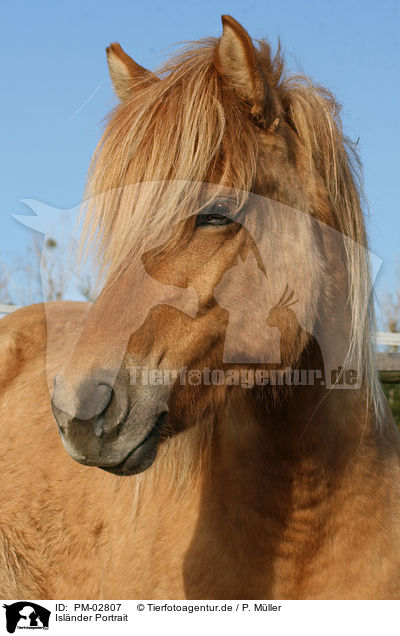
[98,411,168,475]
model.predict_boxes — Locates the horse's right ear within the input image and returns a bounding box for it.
[215,15,279,127]
[106,43,159,101]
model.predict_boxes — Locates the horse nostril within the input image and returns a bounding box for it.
[52,378,114,423]
[94,383,113,416]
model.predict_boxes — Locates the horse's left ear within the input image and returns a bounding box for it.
[215,15,279,127]
[106,42,159,101]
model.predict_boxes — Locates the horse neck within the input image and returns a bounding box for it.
[184,382,400,598]
[208,377,384,528]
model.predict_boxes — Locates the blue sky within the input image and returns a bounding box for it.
[1,0,399,316]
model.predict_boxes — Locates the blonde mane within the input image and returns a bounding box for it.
[82,36,384,429]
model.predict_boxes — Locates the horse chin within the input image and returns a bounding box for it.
[59,411,168,477]
[98,423,162,476]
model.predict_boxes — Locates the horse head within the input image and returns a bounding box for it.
[51,16,375,475]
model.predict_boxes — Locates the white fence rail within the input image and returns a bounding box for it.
[375,332,400,347]
[0,304,20,315]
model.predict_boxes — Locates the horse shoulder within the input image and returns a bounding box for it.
[0,302,89,389]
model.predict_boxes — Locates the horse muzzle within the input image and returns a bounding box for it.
[51,368,169,475]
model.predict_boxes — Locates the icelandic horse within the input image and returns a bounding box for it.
[0,16,399,599]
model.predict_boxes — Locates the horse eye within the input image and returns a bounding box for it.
[195,201,235,227]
